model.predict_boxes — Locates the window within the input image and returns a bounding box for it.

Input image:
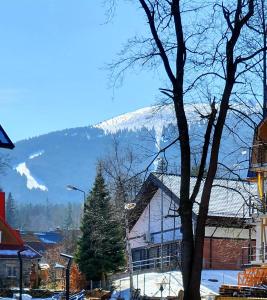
[6,265,17,278]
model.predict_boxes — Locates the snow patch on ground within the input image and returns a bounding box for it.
[15,162,48,191]
[112,270,237,299]
[29,150,44,160]
[111,270,239,300]
[201,270,239,293]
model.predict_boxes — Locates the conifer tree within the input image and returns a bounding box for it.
[75,168,125,284]
[6,192,18,228]
[64,202,73,230]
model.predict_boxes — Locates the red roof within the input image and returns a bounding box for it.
[0,215,24,246]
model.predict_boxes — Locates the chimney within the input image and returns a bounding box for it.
[0,192,5,221]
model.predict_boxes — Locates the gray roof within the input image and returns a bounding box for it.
[153,173,259,218]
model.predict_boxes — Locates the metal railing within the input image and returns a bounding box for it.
[132,254,181,271]
[249,143,267,170]
[241,245,267,265]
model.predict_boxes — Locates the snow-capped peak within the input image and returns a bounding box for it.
[95,106,174,133]
[95,104,205,149]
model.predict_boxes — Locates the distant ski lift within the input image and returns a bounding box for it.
[0,125,14,149]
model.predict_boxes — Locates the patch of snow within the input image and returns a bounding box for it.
[54,263,65,268]
[29,150,44,160]
[39,237,56,244]
[95,104,206,152]
[15,162,48,191]
[95,106,174,151]
[111,271,220,300]
[13,294,32,300]
[201,270,239,293]
[0,249,38,258]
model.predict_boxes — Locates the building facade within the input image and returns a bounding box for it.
[129,173,258,271]
[0,192,41,288]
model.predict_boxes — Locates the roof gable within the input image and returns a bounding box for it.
[0,216,24,246]
[130,173,258,229]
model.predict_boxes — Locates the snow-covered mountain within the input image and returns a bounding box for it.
[0,104,253,203]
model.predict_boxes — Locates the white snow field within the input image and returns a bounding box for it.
[15,162,48,191]
[111,270,239,299]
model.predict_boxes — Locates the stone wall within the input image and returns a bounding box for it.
[0,258,39,288]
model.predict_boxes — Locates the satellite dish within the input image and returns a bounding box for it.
[0,125,14,149]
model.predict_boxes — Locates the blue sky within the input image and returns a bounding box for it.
[0,1,161,142]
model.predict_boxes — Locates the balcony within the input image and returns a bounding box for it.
[241,245,267,266]
[249,143,267,172]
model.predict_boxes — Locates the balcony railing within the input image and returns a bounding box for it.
[249,143,267,171]
[132,254,181,271]
[241,245,267,265]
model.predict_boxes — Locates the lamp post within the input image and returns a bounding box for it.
[66,185,86,210]
[17,249,25,300]
[60,253,73,300]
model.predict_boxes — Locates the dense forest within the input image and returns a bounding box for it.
[5,193,82,231]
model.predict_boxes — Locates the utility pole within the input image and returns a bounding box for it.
[125,204,135,300]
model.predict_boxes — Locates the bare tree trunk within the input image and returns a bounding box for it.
[110,0,259,299]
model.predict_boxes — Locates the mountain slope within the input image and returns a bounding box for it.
[0,104,253,203]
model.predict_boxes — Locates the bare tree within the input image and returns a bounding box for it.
[108,1,266,299]
[101,138,144,297]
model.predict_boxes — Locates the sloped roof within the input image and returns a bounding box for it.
[0,244,41,259]
[154,173,258,218]
[130,173,259,229]
[34,231,63,244]
[21,232,47,253]
[0,216,24,246]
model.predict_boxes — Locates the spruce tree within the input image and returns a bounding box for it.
[64,202,73,230]
[75,168,125,283]
[6,193,17,228]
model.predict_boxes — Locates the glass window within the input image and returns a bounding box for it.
[6,265,17,278]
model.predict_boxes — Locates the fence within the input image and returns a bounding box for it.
[241,245,267,265]
[132,254,181,271]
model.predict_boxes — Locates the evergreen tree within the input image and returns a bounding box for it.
[75,168,125,283]
[64,202,73,230]
[6,192,18,228]
[156,157,168,173]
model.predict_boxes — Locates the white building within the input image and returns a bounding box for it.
[128,173,258,271]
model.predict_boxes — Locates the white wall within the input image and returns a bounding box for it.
[129,189,180,249]
[205,226,254,239]
[129,188,253,250]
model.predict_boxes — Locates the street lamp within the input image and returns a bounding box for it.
[66,185,86,209]
[60,253,73,300]
[17,248,26,300]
